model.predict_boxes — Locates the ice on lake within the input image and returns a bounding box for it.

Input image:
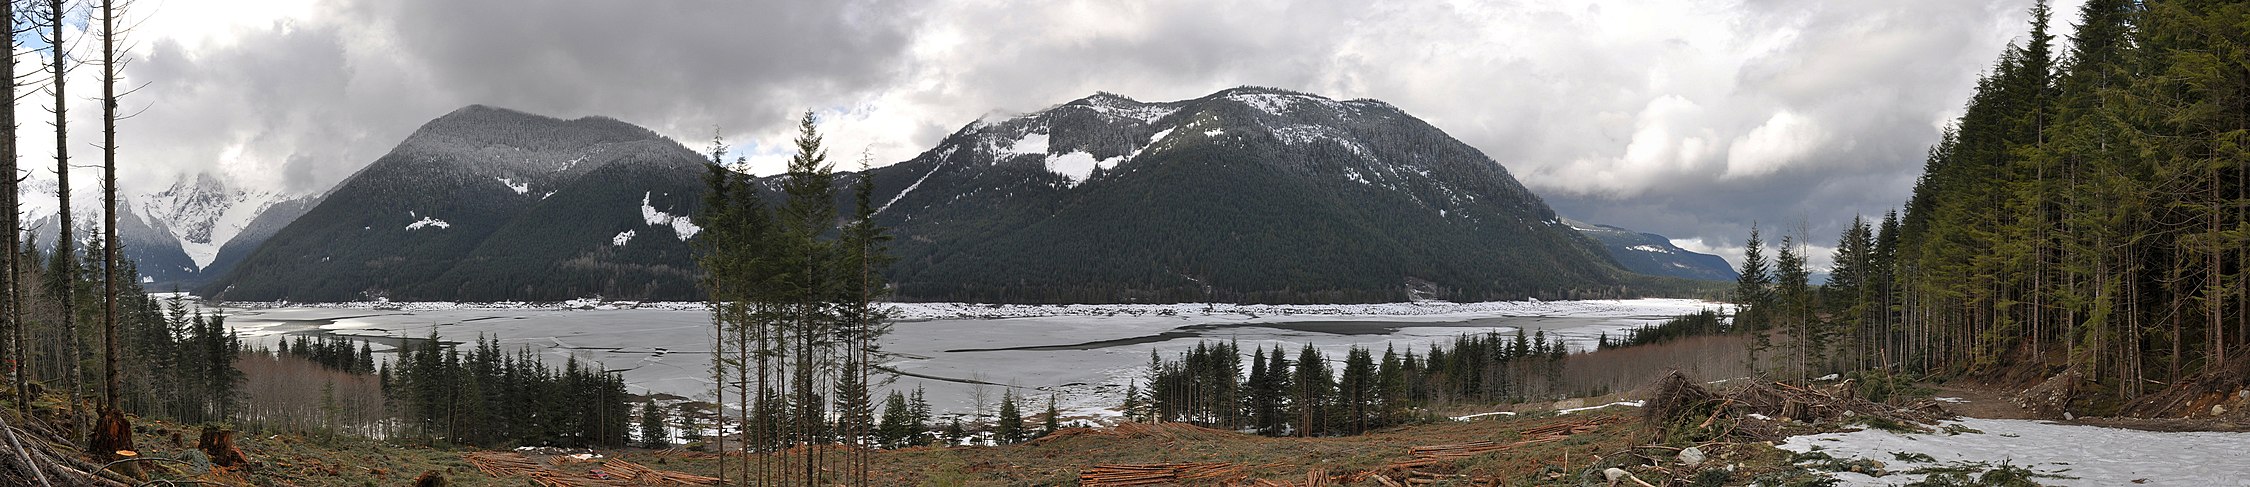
[207,298,1725,421]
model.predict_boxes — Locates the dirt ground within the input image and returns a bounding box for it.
[1929,381,2250,432]
[1929,382,2039,420]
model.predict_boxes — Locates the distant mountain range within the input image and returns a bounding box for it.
[1563,219,1738,282]
[21,172,318,289]
[52,87,1731,303]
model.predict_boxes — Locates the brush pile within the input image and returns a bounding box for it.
[1642,369,1952,441]
[0,409,129,486]
[468,451,717,487]
[1077,462,1256,486]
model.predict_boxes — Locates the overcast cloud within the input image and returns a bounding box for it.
[28,0,2079,268]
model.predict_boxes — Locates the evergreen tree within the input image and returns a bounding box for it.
[1041,394,1060,436]
[994,389,1023,444]
[640,400,669,449]
[877,391,912,448]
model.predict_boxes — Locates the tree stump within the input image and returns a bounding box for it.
[197,426,249,468]
[90,407,134,460]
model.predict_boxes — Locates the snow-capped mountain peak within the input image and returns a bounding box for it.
[136,172,304,270]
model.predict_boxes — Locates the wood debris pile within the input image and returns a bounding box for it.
[600,458,721,485]
[1078,462,1253,486]
[1034,422,1250,447]
[1643,369,1953,441]
[464,452,543,478]
[1243,467,1334,487]
[466,451,717,487]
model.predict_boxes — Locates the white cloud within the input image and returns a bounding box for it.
[1724,111,1827,179]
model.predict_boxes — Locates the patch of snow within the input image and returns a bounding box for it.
[1044,151,1125,187]
[1228,92,1325,116]
[496,177,530,195]
[1148,127,1175,144]
[1081,95,1178,123]
[1781,418,2250,486]
[1203,128,1224,138]
[1933,397,1969,404]
[140,276,153,283]
[877,162,944,214]
[612,230,635,246]
[1557,400,1643,415]
[1627,244,1674,254]
[999,131,1049,158]
[1452,411,1518,421]
[640,192,703,240]
[405,217,450,231]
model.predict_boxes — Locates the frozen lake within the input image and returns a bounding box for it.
[205,298,1725,421]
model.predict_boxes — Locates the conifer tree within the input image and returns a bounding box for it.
[640,400,669,449]
[994,389,1023,444]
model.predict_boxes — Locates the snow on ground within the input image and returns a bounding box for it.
[638,192,702,240]
[1556,400,1643,415]
[1044,151,1121,186]
[496,177,530,195]
[405,217,450,230]
[1779,418,2250,486]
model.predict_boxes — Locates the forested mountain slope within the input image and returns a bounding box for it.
[201,105,707,301]
[844,87,1638,303]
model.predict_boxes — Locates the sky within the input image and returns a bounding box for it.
[25,0,2083,269]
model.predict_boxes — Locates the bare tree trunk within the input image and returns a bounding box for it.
[89,0,135,459]
[2,0,23,419]
[47,0,87,440]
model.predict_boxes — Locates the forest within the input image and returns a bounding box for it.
[1730,0,2250,415]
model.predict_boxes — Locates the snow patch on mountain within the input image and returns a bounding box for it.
[1228,92,1311,116]
[1627,244,1674,254]
[496,177,530,195]
[1078,94,1178,123]
[406,217,451,230]
[1044,151,1123,187]
[998,131,1049,159]
[612,230,635,246]
[639,192,702,240]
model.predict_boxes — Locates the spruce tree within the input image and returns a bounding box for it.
[1041,394,1060,436]
[640,400,668,449]
[994,389,1023,444]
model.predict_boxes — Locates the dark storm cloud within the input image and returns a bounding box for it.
[115,0,921,194]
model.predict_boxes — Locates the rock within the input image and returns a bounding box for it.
[2213,404,2227,416]
[2063,411,2074,420]
[1603,467,1630,483]
[1678,446,1706,466]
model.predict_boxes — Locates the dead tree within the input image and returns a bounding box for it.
[40,0,84,440]
[4,0,29,418]
[88,0,136,458]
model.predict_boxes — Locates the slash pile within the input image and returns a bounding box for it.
[1078,462,1255,486]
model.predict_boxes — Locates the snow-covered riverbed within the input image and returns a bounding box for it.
[1780,417,2250,486]
[205,298,1725,421]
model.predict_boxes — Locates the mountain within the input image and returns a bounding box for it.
[18,172,321,288]
[1561,219,1739,282]
[199,105,708,302]
[846,87,1638,303]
